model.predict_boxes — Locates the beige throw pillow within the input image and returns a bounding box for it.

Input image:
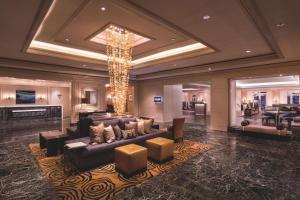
[103,125,116,143]
[128,121,138,134]
[89,123,104,144]
[143,119,153,133]
[136,120,145,135]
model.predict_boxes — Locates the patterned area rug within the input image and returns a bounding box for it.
[29,140,213,200]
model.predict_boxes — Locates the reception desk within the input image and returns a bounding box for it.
[195,103,207,116]
[0,105,62,121]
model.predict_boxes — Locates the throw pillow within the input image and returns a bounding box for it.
[136,120,145,135]
[126,123,137,134]
[113,125,122,140]
[89,123,104,144]
[143,119,153,133]
[121,129,136,139]
[103,125,116,143]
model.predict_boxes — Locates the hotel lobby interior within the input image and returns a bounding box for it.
[0,0,299,199]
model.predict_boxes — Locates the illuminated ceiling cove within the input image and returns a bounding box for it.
[27,0,213,68]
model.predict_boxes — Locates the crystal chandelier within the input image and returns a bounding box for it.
[106,25,133,114]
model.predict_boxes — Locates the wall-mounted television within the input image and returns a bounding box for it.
[16,90,36,104]
[154,96,163,103]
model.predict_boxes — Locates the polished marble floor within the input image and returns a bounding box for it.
[0,121,299,200]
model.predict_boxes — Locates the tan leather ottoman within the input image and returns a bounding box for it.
[146,137,174,162]
[115,144,147,176]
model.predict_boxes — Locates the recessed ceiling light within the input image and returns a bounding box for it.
[65,38,70,42]
[101,7,106,11]
[276,23,285,28]
[208,67,212,71]
[105,84,110,87]
[203,15,211,20]
[171,38,176,41]
[245,50,252,53]
[280,74,283,77]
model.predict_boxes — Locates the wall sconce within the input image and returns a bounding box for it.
[38,95,46,101]
[4,95,14,100]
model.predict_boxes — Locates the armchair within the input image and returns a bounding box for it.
[168,118,185,142]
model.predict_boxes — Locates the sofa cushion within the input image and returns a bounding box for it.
[118,117,136,130]
[103,125,116,143]
[66,126,79,139]
[78,118,93,137]
[113,125,122,140]
[93,118,120,127]
[137,120,145,135]
[89,123,104,144]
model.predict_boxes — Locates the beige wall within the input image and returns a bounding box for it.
[163,84,183,122]
[137,80,164,122]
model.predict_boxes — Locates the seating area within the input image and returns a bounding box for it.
[63,116,173,171]
[239,104,300,139]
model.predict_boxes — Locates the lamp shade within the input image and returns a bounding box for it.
[81,98,88,104]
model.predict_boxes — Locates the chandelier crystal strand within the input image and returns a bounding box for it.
[106,26,133,114]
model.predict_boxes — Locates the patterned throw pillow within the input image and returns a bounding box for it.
[89,123,104,144]
[121,129,136,139]
[113,125,122,140]
[103,125,116,143]
[125,123,137,134]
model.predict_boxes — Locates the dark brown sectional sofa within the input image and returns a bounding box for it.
[64,117,170,171]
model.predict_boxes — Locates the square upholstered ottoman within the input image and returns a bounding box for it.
[146,137,174,162]
[115,144,147,176]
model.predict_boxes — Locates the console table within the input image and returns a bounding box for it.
[0,105,62,121]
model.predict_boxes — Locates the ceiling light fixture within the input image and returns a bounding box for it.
[236,81,299,88]
[30,40,107,60]
[106,25,133,114]
[208,67,212,71]
[171,38,176,41]
[101,7,106,11]
[245,50,252,53]
[280,74,283,77]
[29,41,207,66]
[82,64,87,67]
[65,38,70,42]
[132,43,207,65]
[203,15,211,20]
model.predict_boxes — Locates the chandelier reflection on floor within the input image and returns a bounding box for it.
[106,25,133,114]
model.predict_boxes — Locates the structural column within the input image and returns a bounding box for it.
[210,75,229,131]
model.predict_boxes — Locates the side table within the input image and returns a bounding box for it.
[39,130,68,156]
